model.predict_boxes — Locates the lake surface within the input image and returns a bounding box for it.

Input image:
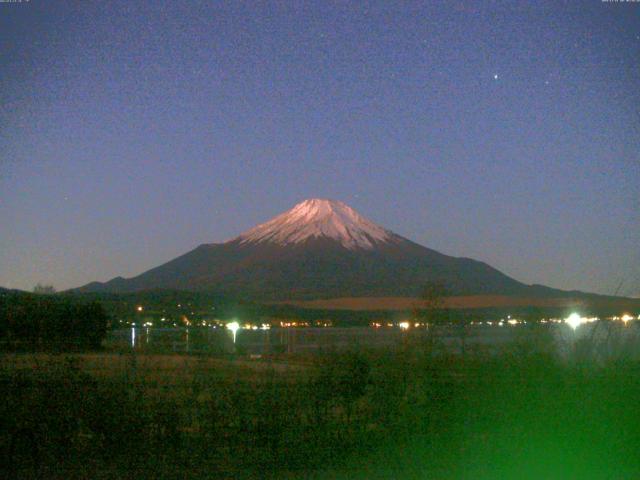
[106,322,640,359]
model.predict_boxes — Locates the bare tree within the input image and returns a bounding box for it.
[414,281,449,352]
[33,284,56,294]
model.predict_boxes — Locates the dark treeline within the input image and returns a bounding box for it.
[0,292,108,351]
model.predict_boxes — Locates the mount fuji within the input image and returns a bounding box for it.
[77,199,566,301]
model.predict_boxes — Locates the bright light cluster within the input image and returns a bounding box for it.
[226,321,240,343]
[612,314,635,325]
[564,313,597,330]
[226,321,240,333]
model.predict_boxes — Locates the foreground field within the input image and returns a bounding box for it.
[0,352,307,380]
[2,344,640,479]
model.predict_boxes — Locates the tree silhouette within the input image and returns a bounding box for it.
[414,280,451,352]
[33,284,56,294]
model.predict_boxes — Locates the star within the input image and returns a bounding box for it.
[493,74,499,80]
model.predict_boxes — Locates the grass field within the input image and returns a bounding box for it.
[2,337,640,479]
[0,352,307,379]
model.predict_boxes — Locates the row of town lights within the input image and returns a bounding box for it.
[134,306,637,332]
[565,313,636,330]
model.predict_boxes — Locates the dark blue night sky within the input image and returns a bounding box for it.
[1,1,638,295]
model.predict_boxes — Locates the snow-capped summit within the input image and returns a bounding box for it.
[236,198,394,249]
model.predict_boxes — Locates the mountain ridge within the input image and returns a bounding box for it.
[75,199,615,302]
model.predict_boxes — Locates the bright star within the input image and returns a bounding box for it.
[493,74,499,80]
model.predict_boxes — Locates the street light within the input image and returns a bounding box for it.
[565,313,583,330]
[226,321,240,343]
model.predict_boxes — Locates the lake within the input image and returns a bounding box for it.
[106,322,640,360]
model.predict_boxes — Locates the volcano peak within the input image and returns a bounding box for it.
[235,198,394,249]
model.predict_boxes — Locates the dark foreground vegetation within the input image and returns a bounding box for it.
[2,341,640,479]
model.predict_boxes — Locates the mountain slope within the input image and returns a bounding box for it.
[77,199,559,300]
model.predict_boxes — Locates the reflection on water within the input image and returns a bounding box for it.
[115,326,244,354]
[108,322,640,359]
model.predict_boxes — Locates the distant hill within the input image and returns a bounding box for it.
[0,286,24,295]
